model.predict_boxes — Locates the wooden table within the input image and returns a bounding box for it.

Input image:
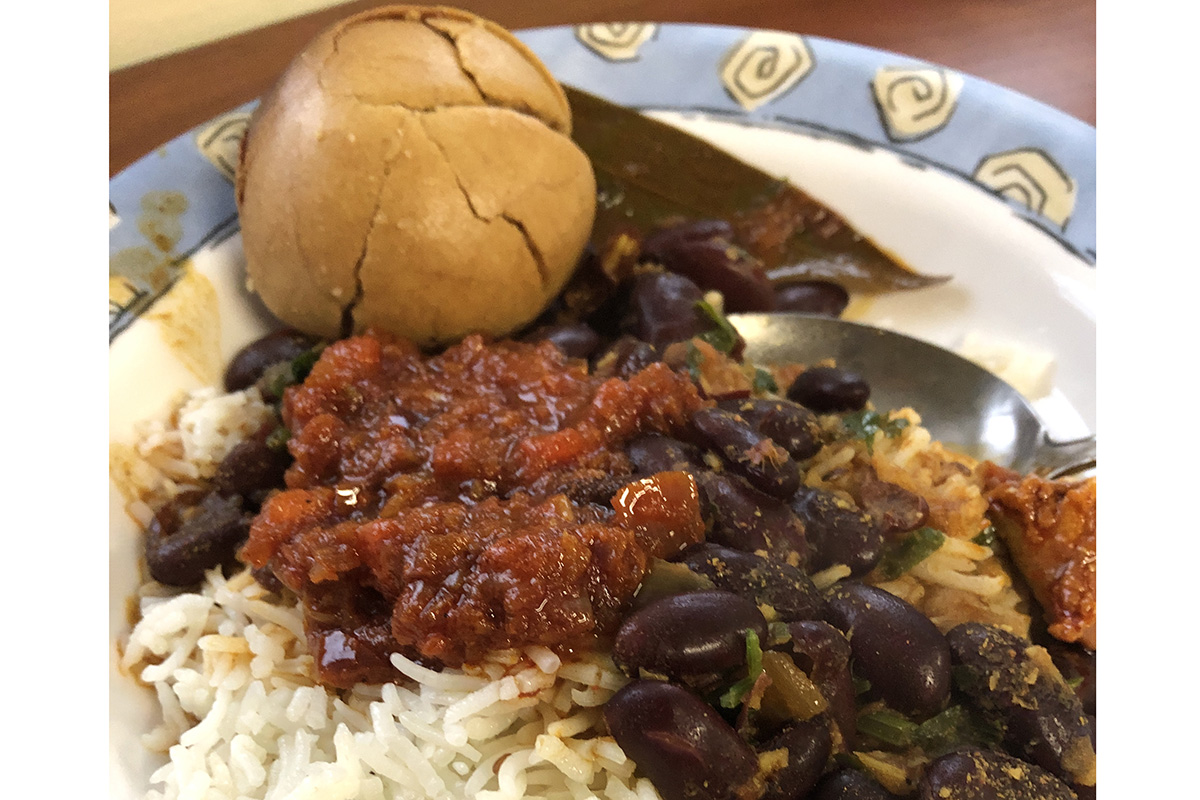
[109,0,1095,177]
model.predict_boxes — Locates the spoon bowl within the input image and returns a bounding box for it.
[728,313,1095,478]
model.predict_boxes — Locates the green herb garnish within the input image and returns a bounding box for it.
[694,300,740,354]
[266,343,326,399]
[852,675,872,695]
[833,752,867,771]
[767,621,792,646]
[913,705,971,750]
[290,345,323,383]
[685,341,704,383]
[951,664,980,694]
[719,629,764,708]
[265,426,291,452]
[266,363,295,401]
[841,409,909,455]
[920,703,1004,752]
[972,525,996,547]
[857,708,918,747]
[752,367,779,395]
[856,705,984,755]
[877,527,946,580]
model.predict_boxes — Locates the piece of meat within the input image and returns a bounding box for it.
[981,464,1096,650]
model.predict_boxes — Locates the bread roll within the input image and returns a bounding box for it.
[236,5,596,344]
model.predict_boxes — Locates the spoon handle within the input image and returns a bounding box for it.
[1035,434,1096,480]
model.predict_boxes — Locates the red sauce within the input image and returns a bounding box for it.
[241,331,708,686]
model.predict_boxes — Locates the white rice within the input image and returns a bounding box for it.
[120,568,654,800]
[111,385,275,525]
[115,386,657,800]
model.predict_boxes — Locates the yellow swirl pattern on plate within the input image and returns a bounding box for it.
[574,23,658,62]
[872,67,964,142]
[196,112,251,183]
[975,149,1077,228]
[720,32,814,111]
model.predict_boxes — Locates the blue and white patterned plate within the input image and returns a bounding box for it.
[109,24,1096,798]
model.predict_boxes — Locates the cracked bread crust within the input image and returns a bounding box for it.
[236,5,595,344]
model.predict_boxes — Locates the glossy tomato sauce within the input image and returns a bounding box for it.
[241,331,708,686]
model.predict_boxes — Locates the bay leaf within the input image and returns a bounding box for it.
[565,86,948,293]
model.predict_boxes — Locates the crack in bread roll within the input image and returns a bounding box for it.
[236,5,596,344]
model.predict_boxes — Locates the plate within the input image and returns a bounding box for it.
[108,23,1097,798]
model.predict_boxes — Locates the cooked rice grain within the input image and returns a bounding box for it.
[111,386,275,519]
[123,568,651,800]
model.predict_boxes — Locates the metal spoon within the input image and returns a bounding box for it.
[728,313,1096,478]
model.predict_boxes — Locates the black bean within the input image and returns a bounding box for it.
[773,281,851,317]
[583,279,634,341]
[825,583,951,718]
[811,768,893,800]
[696,472,808,567]
[145,491,252,586]
[224,328,317,393]
[758,716,833,800]
[1037,635,1096,717]
[613,590,767,679]
[642,219,777,313]
[792,487,883,577]
[918,749,1079,800]
[717,397,823,461]
[533,244,626,334]
[947,623,1096,790]
[524,321,603,359]
[592,335,662,379]
[627,434,705,476]
[855,472,930,537]
[787,366,870,413]
[645,218,733,249]
[759,416,822,462]
[211,426,291,507]
[630,271,710,348]
[785,620,859,749]
[604,680,759,800]
[677,543,826,622]
[691,407,801,498]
